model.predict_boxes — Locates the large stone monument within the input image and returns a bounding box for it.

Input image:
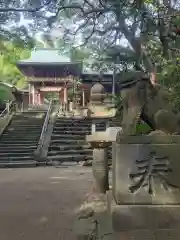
[107,71,180,239]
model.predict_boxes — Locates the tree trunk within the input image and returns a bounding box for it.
[118,16,157,84]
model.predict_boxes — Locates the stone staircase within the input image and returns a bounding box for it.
[47,117,120,164]
[47,117,92,164]
[0,111,46,167]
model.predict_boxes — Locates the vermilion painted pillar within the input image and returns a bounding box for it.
[39,91,44,104]
[59,90,64,103]
[28,84,31,105]
[82,89,85,107]
[64,87,67,103]
[32,85,35,105]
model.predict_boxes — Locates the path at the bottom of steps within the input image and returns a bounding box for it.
[0,166,93,240]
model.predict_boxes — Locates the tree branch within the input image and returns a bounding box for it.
[117,15,155,75]
[0,0,52,12]
[77,19,96,47]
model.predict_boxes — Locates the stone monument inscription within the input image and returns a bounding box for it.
[109,71,180,234]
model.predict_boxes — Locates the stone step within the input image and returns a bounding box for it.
[54,123,90,126]
[48,149,92,156]
[13,116,46,119]
[53,131,90,135]
[54,125,91,129]
[16,111,46,114]
[10,122,44,126]
[0,152,33,157]
[0,156,34,161]
[55,121,90,125]
[47,154,92,162]
[50,134,85,140]
[55,118,92,122]
[0,142,38,146]
[55,126,89,130]
[0,148,35,153]
[8,127,43,131]
[50,139,86,145]
[5,128,42,132]
[53,129,90,134]
[0,161,37,168]
[0,145,37,150]
[8,124,43,127]
[1,135,40,139]
[11,118,45,121]
[48,144,91,151]
[2,132,40,137]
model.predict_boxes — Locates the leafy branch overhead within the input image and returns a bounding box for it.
[41,0,180,74]
[0,0,52,12]
[1,1,180,96]
[1,1,180,70]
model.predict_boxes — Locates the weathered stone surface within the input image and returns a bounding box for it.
[86,131,117,144]
[106,127,122,141]
[111,137,180,232]
[74,194,115,240]
[112,205,180,231]
[112,142,180,205]
[92,148,109,193]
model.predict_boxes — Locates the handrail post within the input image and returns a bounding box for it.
[0,101,13,119]
[6,101,10,114]
[34,100,53,162]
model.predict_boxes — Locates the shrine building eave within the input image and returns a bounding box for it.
[16,48,83,78]
[81,72,114,85]
[17,62,83,78]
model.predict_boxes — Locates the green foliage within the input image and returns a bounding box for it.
[135,123,152,135]
[1,0,180,114]
[0,83,15,102]
[0,41,31,89]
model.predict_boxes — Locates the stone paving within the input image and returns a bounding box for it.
[0,166,93,240]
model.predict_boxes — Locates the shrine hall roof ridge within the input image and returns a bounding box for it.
[17,48,81,65]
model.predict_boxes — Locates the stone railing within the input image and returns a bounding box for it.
[0,101,15,136]
[34,100,53,161]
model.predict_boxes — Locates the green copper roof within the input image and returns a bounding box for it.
[18,48,71,64]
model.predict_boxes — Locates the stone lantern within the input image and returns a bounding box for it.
[90,82,106,105]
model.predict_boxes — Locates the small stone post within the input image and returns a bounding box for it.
[87,132,112,194]
[92,143,110,193]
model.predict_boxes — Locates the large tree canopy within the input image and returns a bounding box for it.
[1,0,180,70]
[1,0,180,107]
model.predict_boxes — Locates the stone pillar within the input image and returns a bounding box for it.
[91,121,96,133]
[92,142,110,193]
[28,84,31,105]
[82,89,85,107]
[64,87,67,103]
[37,92,40,105]
[87,133,112,194]
[64,84,67,111]
[35,91,39,105]
[32,85,35,105]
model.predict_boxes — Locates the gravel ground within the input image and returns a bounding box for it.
[0,166,93,240]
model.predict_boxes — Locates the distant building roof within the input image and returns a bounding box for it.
[82,68,113,76]
[17,48,72,65]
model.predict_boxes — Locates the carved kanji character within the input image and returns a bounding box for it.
[129,150,179,195]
